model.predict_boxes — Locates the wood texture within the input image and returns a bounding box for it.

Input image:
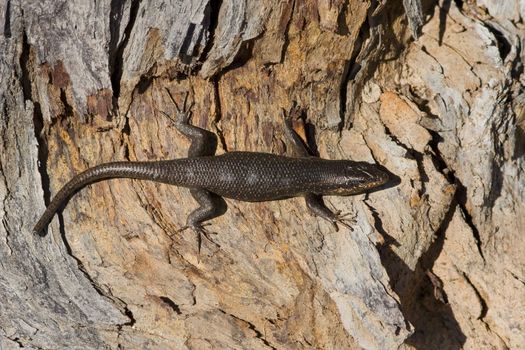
[1,0,524,349]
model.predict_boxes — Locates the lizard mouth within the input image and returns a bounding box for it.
[331,180,387,195]
[360,177,388,190]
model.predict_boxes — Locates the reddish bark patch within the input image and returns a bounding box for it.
[87,89,113,120]
[51,61,71,88]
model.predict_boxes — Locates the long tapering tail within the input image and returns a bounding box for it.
[32,161,165,236]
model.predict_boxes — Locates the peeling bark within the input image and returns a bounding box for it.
[1,0,524,349]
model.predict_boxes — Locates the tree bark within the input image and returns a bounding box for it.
[1,0,524,349]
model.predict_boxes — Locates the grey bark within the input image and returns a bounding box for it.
[1,0,524,349]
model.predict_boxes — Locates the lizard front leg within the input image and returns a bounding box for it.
[163,89,218,157]
[282,105,354,231]
[304,194,356,232]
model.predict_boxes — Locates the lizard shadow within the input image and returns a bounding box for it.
[377,194,467,349]
[298,122,466,348]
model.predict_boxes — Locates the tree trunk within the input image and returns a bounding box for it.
[1,0,523,349]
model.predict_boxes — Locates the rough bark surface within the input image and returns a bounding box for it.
[0,0,523,349]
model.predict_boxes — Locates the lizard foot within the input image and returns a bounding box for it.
[176,223,220,256]
[158,89,195,125]
[329,211,356,232]
[169,89,194,124]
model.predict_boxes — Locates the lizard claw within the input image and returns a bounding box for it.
[165,89,194,114]
[195,225,220,257]
[282,103,303,128]
[330,211,356,232]
[161,88,194,125]
[175,223,220,257]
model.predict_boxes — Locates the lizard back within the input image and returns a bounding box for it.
[156,152,386,201]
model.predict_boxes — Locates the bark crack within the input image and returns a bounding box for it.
[276,0,295,65]
[218,309,277,350]
[121,304,136,326]
[19,30,31,101]
[109,0,141,104]
[483,22,511,62]
[198,0,222,66]
[402,0,424,39]
[363,199,399,248]
[425,129,455,183]
[2,328,43,349]
[116,304,136,349]
[507,269,525,287]
[119,86,134,161]
[2,217,13,254]
[342,0,393,129]
[7,336,28,349]
[382,123,428,196]
[19,30,51,209]
[430,131,485,262]
[407,98,485,263]
[338,11,368,130]
[212,76,228,152]
[3,0,11,38]
[455,180,486,262]
[55,221,137,332]
[461,272,488,320]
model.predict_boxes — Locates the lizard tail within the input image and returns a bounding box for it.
[32,161,164,236]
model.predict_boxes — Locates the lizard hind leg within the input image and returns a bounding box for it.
[181,188,227,255]
[161,90,225,255]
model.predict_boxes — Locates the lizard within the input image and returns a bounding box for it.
[32,91,390,249]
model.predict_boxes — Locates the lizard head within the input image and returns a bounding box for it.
[326,161,390,196]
